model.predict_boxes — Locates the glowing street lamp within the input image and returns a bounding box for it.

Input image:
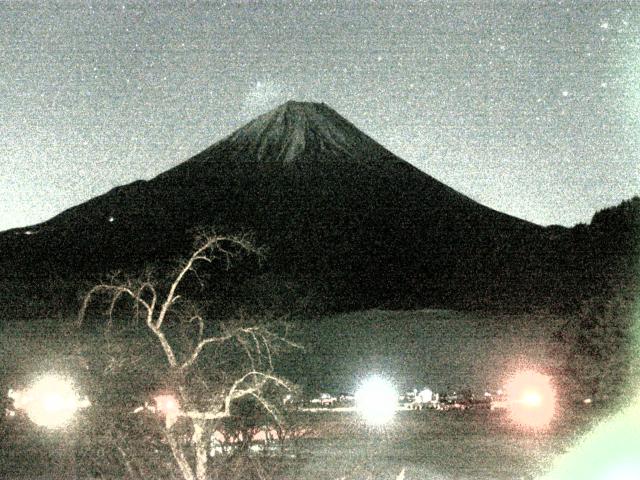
[8,374,90,429]
[504,369,556,430]
[355,375,398,426]
[154,393,181,428]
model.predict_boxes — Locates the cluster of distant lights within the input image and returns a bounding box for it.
[8,367,634,480]
[353,370,558,430]
[8,369,558,433]
[10,369,640,479]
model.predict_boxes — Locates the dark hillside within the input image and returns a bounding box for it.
[0,103,636,315]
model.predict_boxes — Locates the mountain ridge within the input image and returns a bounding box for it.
[0,101,580,312]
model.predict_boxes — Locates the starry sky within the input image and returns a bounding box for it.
[1,0,638,231]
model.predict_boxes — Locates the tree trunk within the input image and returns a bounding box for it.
[192,420,209,480]
[166,431,195,480]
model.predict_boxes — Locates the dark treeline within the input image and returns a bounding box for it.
[0,196,637,320]
[551,197,639,403]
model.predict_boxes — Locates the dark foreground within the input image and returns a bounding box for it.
[0,405,601,480]
[277,408,598,480]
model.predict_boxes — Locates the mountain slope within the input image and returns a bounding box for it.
[1,101,550,311]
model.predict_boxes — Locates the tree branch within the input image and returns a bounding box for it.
[180,333,235,370]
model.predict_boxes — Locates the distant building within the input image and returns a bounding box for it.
[417,388,433,403]
[411,387,439,409]
[310,393,336,406]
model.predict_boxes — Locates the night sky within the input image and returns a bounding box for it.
[2,0,638,231]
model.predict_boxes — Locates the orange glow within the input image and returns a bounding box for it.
[504,370,556,429]
[154,394,180,417]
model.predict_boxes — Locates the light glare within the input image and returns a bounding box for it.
[155,394,180,417]
[505,370,556,429]
[603,463,640,480]
[522,391,542,407]
[10,374,89,429]
[355,376,397,426]
[154,394,181,428]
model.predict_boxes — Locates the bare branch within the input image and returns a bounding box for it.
[223,371,291,417]
[247,392,282,424]
[236,335,257,371]
[261,332,274,371]
[165,430,196,480]
[147,323,178,368]
[77,232,295,480]
[155,235,252,330]
[188,315,205,344]
[138,281,157,313]
[180,333,235,370]
[78,284,149,327]
[245,329,263,369]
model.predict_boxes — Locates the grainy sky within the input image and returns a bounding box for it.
[1,0,638,231]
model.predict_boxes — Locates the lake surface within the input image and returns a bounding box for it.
[280,408,598,480]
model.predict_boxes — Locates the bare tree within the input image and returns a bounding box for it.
[78,233,299,480]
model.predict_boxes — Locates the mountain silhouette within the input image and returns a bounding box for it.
[1,101,570,311]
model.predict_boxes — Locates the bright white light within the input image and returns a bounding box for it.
[154,394,180,417]
[154,394,181,428]
[504,370,556,429]
[522,391,542,407]
[355,376,397,426]
[10,374,89,429]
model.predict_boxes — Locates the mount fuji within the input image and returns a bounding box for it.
[2,101,561,311]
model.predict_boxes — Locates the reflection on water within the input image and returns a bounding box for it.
[275,409,596,480]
